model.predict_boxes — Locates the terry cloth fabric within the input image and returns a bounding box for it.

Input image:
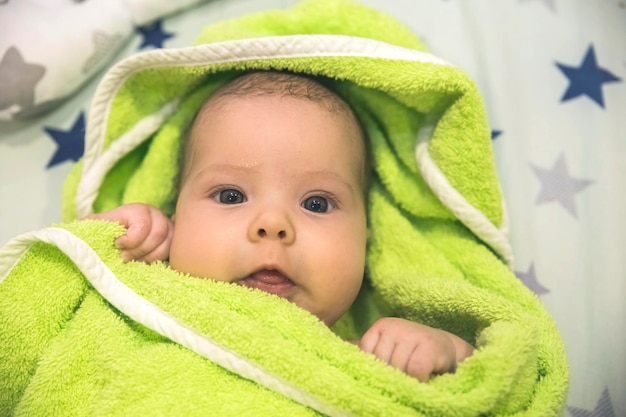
[0,0,569,416]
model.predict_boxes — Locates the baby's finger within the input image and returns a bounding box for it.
[117,248,138,263]
[405,347,436,382]
[135,221,173,263]
[409,339,458,382]
[85,207,150,251]
[124,216,172,262]
[117,215,154,250]
[371,334,396,366]
[389,341,418,375]
[358,325,381,354]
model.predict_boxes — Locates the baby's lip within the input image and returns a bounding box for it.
[240,269,294,297]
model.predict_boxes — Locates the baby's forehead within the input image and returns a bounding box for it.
[195,92,358,130]
[190,74,365,144]
[194,94,365,161]
[192,91,364,147]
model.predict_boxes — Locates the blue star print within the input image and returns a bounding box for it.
[556,45,621,108]
[138,20,175,49]
[44,112,85,168]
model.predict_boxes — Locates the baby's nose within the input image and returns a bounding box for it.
[257,228,288,239]
[248,210,295,245]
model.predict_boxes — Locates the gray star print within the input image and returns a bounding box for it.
[515,264,549,295]
[0,46,46,119]
[531,153,593,218]
[567,387,615,417]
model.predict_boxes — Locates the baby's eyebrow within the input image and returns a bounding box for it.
[190,164,357,195]
[207,163,261,172]
[190,163,260,181]
[295,170,357,194]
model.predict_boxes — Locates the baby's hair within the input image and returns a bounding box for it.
[203,71,352,113]
[177,70,370,196]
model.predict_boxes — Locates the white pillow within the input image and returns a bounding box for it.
[0,0,210,122]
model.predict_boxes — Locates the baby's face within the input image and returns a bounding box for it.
[169,95,367,326]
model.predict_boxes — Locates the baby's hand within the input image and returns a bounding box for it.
[358,317,474,382]
[85,203,174,263]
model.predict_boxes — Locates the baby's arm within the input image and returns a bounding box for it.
[358,317,474,382]
[85,203,174,263]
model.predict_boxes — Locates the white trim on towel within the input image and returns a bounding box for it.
[75,99,179,219]
[0,228,353,417]
[415,116,514,267]
[77,34,452,218]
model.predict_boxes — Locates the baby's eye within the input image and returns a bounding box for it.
[302,195,334,213]
[216,189,246,204]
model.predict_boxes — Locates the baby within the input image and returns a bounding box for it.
[88,71,473,382]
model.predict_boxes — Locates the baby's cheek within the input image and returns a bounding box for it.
[324,272,364,326]
[169,228,209,276]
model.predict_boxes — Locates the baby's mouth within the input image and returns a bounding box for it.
[240,269,294,297]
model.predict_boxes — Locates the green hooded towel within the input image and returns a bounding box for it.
[0,1,568,416]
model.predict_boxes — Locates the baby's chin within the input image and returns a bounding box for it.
[296,300,348,328]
